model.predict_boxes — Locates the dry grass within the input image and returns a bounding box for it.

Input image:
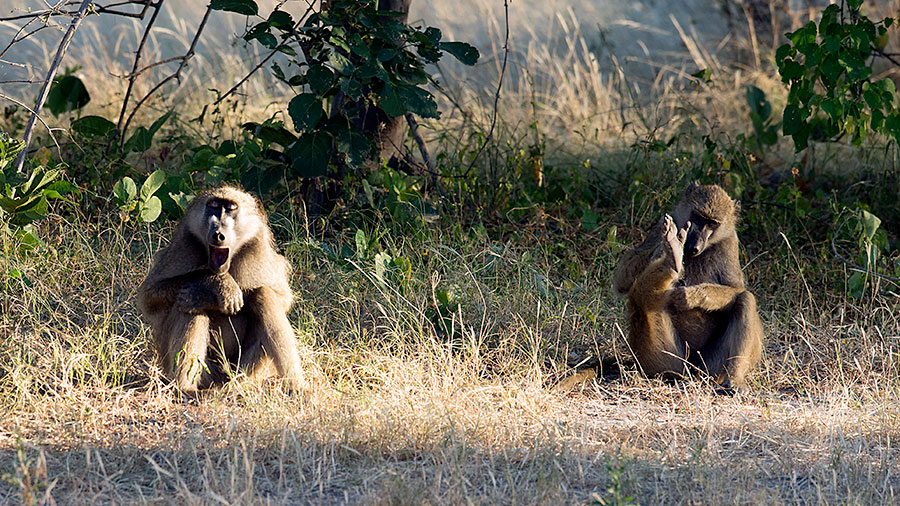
[2,199,900,504]
[3,1,900,504]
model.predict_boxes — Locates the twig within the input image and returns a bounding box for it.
[459,0,509,179]
[212,2,317,107]
[119,5,213,150]
[404,113,435,173]
[0,93,59,153]
[405,113,443,195]
[212,49,280,106]
[13,0,93,174]
[0,0,152,21]
[113,0,163,148]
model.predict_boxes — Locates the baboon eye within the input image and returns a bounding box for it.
[225,202,238,211]
[208,200,220,209]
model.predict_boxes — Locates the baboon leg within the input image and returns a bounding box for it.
[241,287,305,391]
[168,313,212,392]
[698,291,763,390]
[628,218,690,378]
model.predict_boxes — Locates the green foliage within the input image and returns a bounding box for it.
[745,85,779,149]
[215,0,479,181]
[835,206,891,298]
[123,112,170,153]
[0,133,78,232]
[594,462,636,506]
[113,169,166,223]
[47,74,90,116]
[775,2,899,150]
[70,115,116,140]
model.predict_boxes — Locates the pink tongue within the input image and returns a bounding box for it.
[210,247,229,270]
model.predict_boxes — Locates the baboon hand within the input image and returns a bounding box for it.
[670,285,703,311]
[217,275,244,315]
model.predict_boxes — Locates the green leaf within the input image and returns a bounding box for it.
[329,52,354,76]
[782,105,805,135]
[779,59,804,82]
[860,209,882,241]
[253,32,278,49]
[140,169,166,202]
[289,131,332,178]
[374,251,391,284]
[70,115,116,139]
[21,166,60,196]
[242,122,297,147]
[337,128,371,165]
[863,88,882,110]
[745,85,771,121]
[209,0,258,16]
[168,192,194,212]
[821,55,843,85]
[439,42,480,65]
[847,271,866,298]
[137,195,162,223]
[341,78,363,99]
[124,112,170,153]
[288,94,324,132]
[395,85,439,119]
[47,75,90,116]
[376,47,397,62]
[355,229,367,259]
[380,85,405,117]
[113,177,137,206]
[267,10,293,30]
[305,65,334,94]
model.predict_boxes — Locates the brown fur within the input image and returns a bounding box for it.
[137,186,304,393]
[613,183,763,391]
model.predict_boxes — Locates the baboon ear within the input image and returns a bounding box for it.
[686,181,700,194]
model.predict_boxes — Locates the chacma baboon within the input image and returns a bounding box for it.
[613,183,763,392]
[137,186,304,393]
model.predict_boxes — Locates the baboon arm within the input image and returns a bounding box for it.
[138,272,238,315]
[671,283,743,312]
[613,219,666,296]
[138,274,197,315]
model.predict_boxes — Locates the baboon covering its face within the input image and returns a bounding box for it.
[137,186,304,392]
[612,183,763,392]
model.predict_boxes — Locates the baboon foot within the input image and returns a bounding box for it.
[661,214,687,273]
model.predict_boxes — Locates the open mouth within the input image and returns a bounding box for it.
[209,246,230,271]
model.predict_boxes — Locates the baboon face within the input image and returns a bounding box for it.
[673,183,737,258]
[682,214,720,257]
[188,189,263,274]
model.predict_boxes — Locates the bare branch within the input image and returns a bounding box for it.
[113,0,164,144]
[0,1,153,21]
[13,0,93,174]
[459,0,509,179]
[119,6,213,149]
[212,49,280,107]
[0,92,60,154]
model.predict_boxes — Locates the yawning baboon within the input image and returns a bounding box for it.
[613,183,763,392]
[137,186,304,393]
